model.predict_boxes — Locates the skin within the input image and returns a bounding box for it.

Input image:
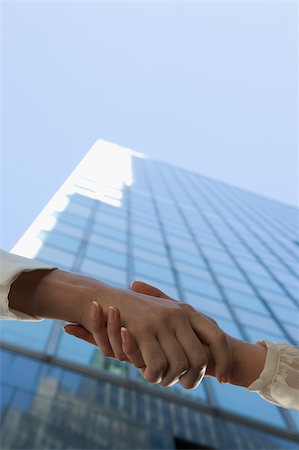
[64,281,268,389]
[8,268,235,389]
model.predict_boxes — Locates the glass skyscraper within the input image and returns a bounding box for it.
[1,140,298,449]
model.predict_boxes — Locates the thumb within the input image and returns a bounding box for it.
[130,280,176,302]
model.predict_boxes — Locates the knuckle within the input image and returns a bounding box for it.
[213,330,227,344]
[181,303,195,314]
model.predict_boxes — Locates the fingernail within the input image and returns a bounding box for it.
[121,327,128,343]
[108,306,116,323]
[220,375,229,384]
[90,301,99,320]
[62,326,71,335]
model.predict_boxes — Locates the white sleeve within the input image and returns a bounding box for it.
[0,249,57,321]
[246,339,299,411]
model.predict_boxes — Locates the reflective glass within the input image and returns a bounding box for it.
[209,378,287,428]
[179,274,222,300]
[81,258,127,286]
[132,247,169,267]
[92,223,126,241]
[234,308,282,335]
[133,259,174,284]
[174,260,212,281]
[36,245,75,268]
[95,212,126,230]
[85,243,127,269]
[171,248,205,267]
[0,320,53,352]
[270,303,299,326]
[88,233,127,253]
[226,290,269,314]
[133,235,167,255]
[54,211,88,228]
[183,291,232,320]
[38,230,81,254]
[245,326,288,344]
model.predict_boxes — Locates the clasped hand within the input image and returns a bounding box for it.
[65,281,233,389]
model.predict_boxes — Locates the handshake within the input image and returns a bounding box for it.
[63,280,234,389]
[9,268,266,391]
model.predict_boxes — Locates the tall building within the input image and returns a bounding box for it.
[1,140,298,449]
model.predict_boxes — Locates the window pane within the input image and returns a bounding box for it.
[133,259,174,284]
[179,274,221,300]
[38,231,81,254]
[81,259,127,286]
[209,378,286,428]
[183,291,232,320]
[85,243,126,269]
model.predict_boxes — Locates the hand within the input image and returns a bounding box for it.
[66,281,233,386]
[78,283,211,389]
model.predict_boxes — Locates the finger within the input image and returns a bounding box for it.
[131,281,176,302]
[89,301,115,358]
[137,335,168,384]
[120,327,146,369]
[63,324,97,346]
[107,306,131,363]
[174,323,208,389]
[157,331,189,387]
[187,307,233,383]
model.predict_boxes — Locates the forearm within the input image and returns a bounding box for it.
[8,269,108,325]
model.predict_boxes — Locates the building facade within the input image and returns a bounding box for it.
[1,140,298,449]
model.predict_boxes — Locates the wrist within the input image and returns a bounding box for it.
[228,336,267,388]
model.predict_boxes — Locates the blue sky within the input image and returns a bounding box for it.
[2,1,297,250]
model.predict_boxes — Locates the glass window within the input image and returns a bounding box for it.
[209,260,243,280]
[88,233,126,253]
[95,212,126,230]
[270,303,299,326]
[214,317,243,339]
[260,290,296,309]
[179,274,221,300]
[247,273,283,293]
[51,221,84,239]
[69,192,95,206]
[85,243,126,269]
[92,223,126,242]
[38,230,81,254]
[133,259,174,284]
[133,235,167,255]
[245,326,287,344]
[174,260,212,282]
[284,323,299,344]
[81,258,127,286]
[201,245,232,265]
[54,211,88,228]
[225,290,269,315]
[183,291,232,320]
[234,308,283,335]
[36,245,75,268]
[57,332,95,366]
[209,378,287,428]
[99,202,127,217]
[131,223,163,243]
[219,276,255,296]
[166,235,198,254]
[132,247,169,267]
[65,201,90,217]
[171,248,205,268]
[0,320,53,352]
